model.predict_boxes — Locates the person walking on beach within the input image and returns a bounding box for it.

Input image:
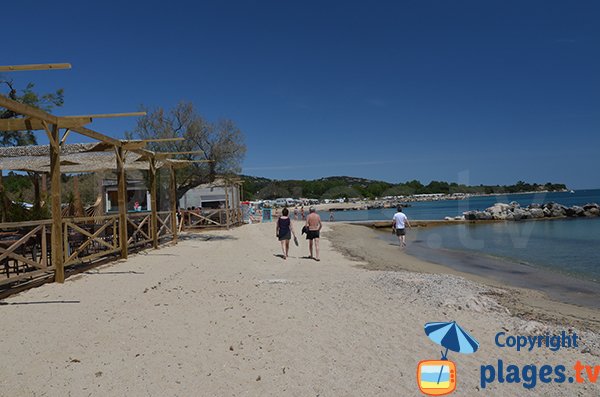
[305,207,322,261]
[276,208,296,260]
[293,206,299,220]
[392,206,411,247]
[300,206,306,220]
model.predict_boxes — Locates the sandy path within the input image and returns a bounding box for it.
[0,221,598,396]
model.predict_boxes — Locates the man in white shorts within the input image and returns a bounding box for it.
[392,206,411,247]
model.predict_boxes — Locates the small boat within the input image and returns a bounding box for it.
[570,190,575,194]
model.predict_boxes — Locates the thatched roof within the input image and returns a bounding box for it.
[0,143,172,173]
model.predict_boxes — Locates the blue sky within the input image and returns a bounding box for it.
[3,1,599,188]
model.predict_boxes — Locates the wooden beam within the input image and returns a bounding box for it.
[48,124,65,283]
[121,141,147,151]
[116,147,128,259]
[138,138,184,143]
[62,112,146,119]
[0,94,121,147]
[150,159,158,249]
[0,63,71,72]
[170,165,178,244]
[131,148,155,158]
[121,138,185,152]
[60,129,71,146]
[0,117,92,131]
[0,94,59,124]
[154,150,205,156]
[70,125,122,147]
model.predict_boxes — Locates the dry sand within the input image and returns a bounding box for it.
[0,221,598,396]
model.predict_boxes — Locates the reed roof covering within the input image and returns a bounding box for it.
[0,142,170,173]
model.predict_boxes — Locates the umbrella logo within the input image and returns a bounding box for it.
[417,321,479,396]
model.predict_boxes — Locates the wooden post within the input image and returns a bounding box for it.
[234,184,240,225]
[41,173,48,206]
[48,123,64,282]
[116,146,128,259]
[41,225,48,267]
[169,165,178,244]
[97,173,104,215]
[224,184,230,229]
[150,159,158,249]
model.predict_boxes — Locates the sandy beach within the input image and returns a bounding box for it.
[1,221,599,396]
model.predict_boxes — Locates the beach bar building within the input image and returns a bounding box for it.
[179,179,243,229]
[104,178,151,213]
[0,62,194,291]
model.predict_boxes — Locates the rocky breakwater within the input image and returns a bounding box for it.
[463,202,600,221]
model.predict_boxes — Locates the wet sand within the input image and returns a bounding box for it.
[328,223,600,332]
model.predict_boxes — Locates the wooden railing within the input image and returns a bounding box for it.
[127,212,152,249]
[1,210,180,288]
[63,215,120,267]
[181,208,242,229]
[0,220,53,286]
[157,211,173,239]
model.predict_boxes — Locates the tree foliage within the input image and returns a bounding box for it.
[0,79,64,146]
[241,175,568,200]
[127,102,246,197]
[0,77,64,221]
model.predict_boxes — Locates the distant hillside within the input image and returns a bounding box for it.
[240,175,567,201]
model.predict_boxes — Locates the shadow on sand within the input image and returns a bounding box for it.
[0,300,80,305]
[179,234,238,242]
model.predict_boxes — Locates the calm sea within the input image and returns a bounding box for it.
[320,189,600,284]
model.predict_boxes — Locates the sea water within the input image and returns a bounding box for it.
[320,189,600,283]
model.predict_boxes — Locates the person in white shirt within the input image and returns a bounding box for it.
[392,206,411,247]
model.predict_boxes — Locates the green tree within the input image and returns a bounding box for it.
[0,78,64,221]
[128,102,246,199]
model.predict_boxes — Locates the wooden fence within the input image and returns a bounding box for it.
[0,219,54,286]
[180,208,242,230]
[157,211,173,240]
[63,215,120,268]
[0,211,178,288]
[126,212,152,249]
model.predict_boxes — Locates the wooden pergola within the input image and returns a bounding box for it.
[0,63,190,285]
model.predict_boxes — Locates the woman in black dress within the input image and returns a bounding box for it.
[276,208,296,260]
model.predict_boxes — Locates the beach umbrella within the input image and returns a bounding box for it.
[424,321,479,357]
[424,321,479,385]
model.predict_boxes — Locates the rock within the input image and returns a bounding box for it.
[529,208,545,218]
[463,211,477,220]
[550,207,566,217]
[486,203,511,220]
[584,208,599,217]
[487,203,510,212]
[512,208,529,220]
[543,207,552,217]
[456,201,596,221]
[475,211,493,220]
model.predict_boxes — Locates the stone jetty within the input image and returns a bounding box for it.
[462,202,600,221]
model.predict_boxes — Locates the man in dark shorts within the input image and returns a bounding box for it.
[392,206,411,247]
[305,207,322,261]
